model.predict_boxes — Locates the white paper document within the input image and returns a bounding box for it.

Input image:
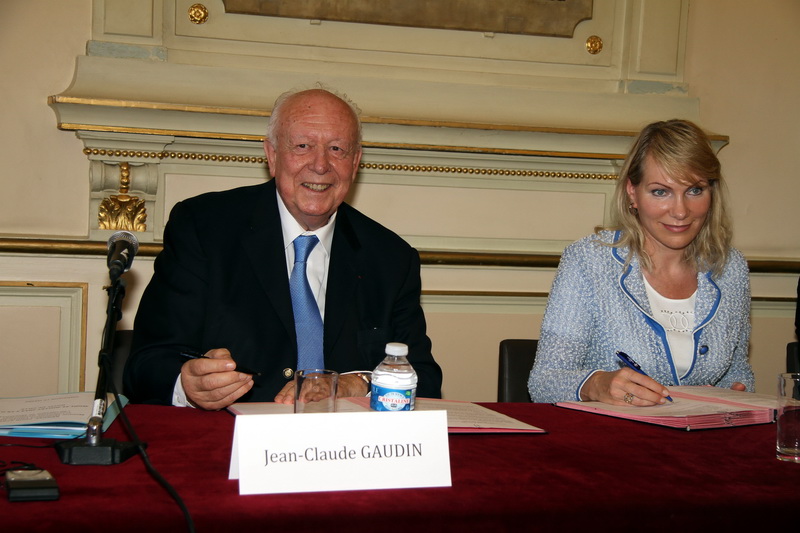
[0,392,125,438]
[229,397,545,434]
[557,386,777,430]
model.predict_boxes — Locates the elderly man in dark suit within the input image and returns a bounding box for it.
[124,87,442,410]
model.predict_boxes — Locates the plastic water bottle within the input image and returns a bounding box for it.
[370,342,417,411]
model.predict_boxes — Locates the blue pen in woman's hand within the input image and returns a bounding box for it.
[180,350,262,376]
[615,351,673,402]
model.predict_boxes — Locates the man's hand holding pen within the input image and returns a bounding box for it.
[180,348,255,410]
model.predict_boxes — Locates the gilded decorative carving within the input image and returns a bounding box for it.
[188,4,209,25]
[586,35,603,54]
[98,196,147,232]
[98,162,147,232]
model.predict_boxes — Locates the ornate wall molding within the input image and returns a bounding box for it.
[0,282,87,393]
[55,106,647,247]
[42,2,758,270]
[98,162,148,232]
[1,238,797,274]
[80,145,618,181]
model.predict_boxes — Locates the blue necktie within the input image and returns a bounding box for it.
[291,235,324,371]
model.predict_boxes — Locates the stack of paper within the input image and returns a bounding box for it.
[557,386,776,430]
[0,392,125,439]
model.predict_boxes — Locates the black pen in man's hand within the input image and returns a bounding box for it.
[179,351,262,376]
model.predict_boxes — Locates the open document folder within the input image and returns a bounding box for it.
[0,392,126,439]
[229,397,545,434]
[556,386,777,430]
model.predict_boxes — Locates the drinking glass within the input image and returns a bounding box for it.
[294,369,338,414]
[776,373,800,463]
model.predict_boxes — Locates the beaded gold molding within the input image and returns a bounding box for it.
[360,162,617,181]
[82,148,616,180]
[83,148,267,165]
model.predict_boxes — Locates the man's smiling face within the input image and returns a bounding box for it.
[265,89,362,231]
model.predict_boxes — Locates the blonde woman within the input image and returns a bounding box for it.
[529,119,753,405]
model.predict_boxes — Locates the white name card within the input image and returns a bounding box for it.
[229,410,452,495]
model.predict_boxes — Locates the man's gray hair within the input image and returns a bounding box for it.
[266,83,362,147]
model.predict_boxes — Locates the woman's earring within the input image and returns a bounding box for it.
[628,203,639,216]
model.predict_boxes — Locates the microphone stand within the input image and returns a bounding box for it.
[55,274,140,465]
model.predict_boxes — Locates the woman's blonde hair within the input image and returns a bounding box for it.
[601,119,732,276]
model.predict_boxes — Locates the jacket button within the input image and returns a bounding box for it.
[699,346,709,355]
[283,368,294,379]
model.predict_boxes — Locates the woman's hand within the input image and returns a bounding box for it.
[730,382,746,391]
[581,368,671,406]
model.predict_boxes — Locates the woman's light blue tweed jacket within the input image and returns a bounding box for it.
[528,230,754,403]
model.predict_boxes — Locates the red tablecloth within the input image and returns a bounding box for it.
[2,403,799,532]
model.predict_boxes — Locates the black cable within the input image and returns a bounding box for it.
[101,277,195,531]
[103,357,196,533]
[2,388,196,532]
[0,460,40,474]
[0,442,54,448]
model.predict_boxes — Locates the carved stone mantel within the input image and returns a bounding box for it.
[50,86,728,248]
[48,0,723,254]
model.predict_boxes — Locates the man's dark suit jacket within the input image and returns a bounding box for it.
[123,180,442,403]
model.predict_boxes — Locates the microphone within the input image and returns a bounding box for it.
[107,231,139,282]
[55,233,143,465]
